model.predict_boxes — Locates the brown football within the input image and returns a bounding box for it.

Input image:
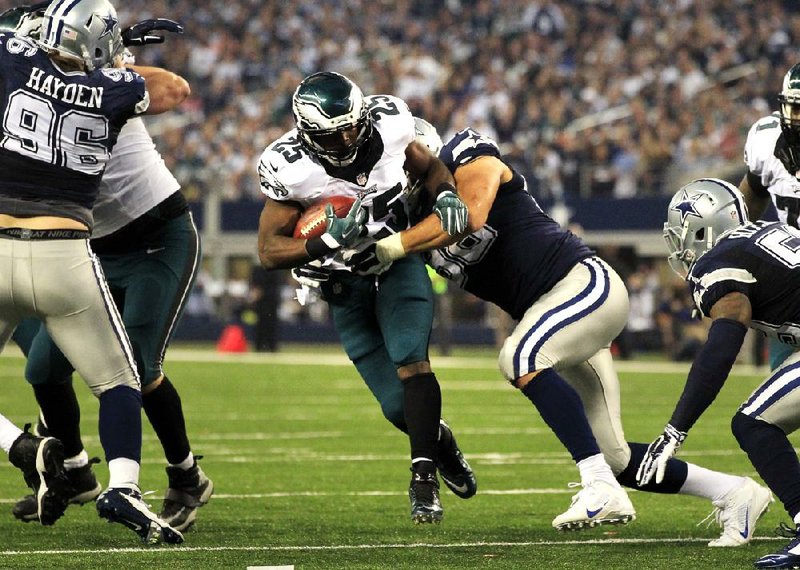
[293,195,357,240]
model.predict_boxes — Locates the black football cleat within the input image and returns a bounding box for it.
[436,419,477,499]
[8,427,71,526]
[409,469,443,525]
[13,457,103,522]
[754,523,800,569]
[96,487,184,545]
[160,459,214,532]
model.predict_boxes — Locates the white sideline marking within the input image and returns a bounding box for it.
[248,567,294,570]
[0,536,784,556]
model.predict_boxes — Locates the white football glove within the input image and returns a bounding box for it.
[636,424,687,486]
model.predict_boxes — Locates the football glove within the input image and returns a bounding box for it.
[635,423,687,486]
[434,190,468,236]
[122,18,184,47]
[774,131,800,177]
[291,262,331,288]
[342,243,392,276]
[323,197,366,248]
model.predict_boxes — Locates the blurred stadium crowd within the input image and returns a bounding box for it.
[116,0,800,202]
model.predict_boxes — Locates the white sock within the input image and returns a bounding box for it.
[577,453,621,488]
[679,463,744,502]
[64,450,89,470]
[107,457,140,489]
[0,415,23,453]
[169,452,194,471]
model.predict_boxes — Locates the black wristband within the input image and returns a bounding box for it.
[305,236,337,260]
[435,182,457,196]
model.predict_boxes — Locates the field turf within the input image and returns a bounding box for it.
[0,346,787,569]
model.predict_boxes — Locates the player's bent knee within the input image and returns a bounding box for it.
[88,372,140,397]
[731,411,780,450]
[602,445,632,476]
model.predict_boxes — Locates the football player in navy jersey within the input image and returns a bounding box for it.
[0,0,183,544]
[257,72,474,524]
[376,122,771,544]
[637,178,800,567]
[0,2,212,533]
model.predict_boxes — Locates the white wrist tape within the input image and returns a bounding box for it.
[376,233,406,264]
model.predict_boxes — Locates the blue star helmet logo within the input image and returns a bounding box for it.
[98,13,117,39]
[671,189,703,224]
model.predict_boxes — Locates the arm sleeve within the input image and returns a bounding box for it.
[668,318,748,432]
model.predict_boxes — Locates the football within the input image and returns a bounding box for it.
[293,195,357,240]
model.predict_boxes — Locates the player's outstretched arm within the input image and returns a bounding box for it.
[636,291,751,485]
[738,171,771,221]
[132,65,190,115]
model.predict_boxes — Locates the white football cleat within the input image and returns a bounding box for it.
[706,477,773,547]
[552,479,636,531]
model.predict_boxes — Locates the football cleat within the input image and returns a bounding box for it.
[436,419,477,499]
[13,457,103,522]
[754,523,800,569]
[160,459,214,532]
[552,479,636,531]
[409,469,443,525]
[8,427,71,526]
[96,487,184,545]
[706,477,772,547]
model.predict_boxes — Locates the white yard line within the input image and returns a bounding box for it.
[0,536,784,557]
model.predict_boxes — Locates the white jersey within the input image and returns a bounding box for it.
[743,113,800,226]
[91,117,181,239]
[258,95,415,272]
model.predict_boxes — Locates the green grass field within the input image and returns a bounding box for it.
[0,347,788,569]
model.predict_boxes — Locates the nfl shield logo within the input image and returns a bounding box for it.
[356,173,368,186]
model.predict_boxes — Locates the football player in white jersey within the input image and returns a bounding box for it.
[257,71,473,524]
[2,2,212,534]
[739,62,800,369]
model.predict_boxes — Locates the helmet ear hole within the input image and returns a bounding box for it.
[695,228,705,240]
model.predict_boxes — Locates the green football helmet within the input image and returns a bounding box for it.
[779,63,800,139]
[38,0,123,71]
[291,71,372,166]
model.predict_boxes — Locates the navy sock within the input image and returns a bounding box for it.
[33,380,84,458]
[732,412,800,518]
[616,442,688,493]
[98,385,142,463]
[520,368,601,462]
[402,372,441,462]
[143,377,191,465]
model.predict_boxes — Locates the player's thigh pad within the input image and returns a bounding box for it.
[739,350,800,433]
[29,240,139,394]
[323,271,384,362]
[498,257,629,381]
[375,255,434,366]
[100,215,200,383]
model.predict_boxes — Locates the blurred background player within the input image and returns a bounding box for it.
[738,61,800,370]
[376,121,771,544]
[257,71,474,524]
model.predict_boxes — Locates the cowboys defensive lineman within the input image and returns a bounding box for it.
[377,125,771,544]
[257,71,475,524]
[0,0,182,543]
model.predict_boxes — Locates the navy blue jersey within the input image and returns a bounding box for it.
[426,128,594,320]
[0,32,147,227]
[689,220,800,345]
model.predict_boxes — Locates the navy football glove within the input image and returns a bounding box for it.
[122,18,184,47]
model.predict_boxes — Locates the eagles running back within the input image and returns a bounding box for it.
[258,94,415,273]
